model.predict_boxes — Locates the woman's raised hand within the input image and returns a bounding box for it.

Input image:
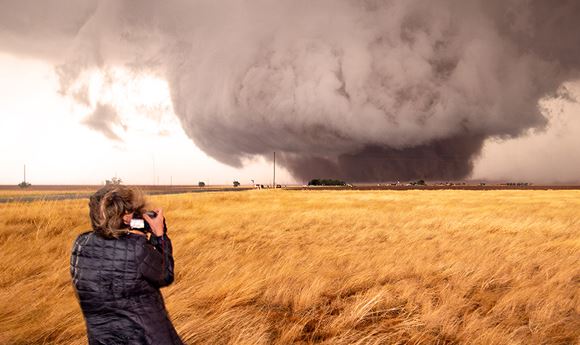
[143,208,165,237]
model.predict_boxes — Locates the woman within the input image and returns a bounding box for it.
[70,185,184,345]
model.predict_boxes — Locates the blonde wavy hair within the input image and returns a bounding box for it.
[88,185,147,238]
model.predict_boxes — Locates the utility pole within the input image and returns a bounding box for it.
[152,155,156,186]
[273,151,276,188]
[23,164,26,183]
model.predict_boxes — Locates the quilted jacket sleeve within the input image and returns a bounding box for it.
[137,234,175,288]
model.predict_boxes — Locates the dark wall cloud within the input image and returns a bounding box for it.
[281,136,485,183]
[1,0,579,182]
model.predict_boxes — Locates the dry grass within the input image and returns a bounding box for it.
[0,190,578,344]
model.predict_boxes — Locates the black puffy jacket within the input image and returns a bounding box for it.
[70,231,184,345]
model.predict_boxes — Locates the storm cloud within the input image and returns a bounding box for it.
[1,0,579,182]
[82,103,125,141]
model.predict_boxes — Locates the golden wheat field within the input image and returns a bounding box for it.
[0,190,579,344]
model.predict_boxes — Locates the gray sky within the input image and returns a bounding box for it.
[0,0,578,185]
[0,52,293,185]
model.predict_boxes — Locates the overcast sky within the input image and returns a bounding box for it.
[1,1,579,185]
[1,51,577,185]
[0,53,294,185]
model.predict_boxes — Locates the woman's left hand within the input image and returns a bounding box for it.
[143,208,165,237]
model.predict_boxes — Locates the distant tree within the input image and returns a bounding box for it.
[198,181,206,187]
[18,181,31,188]
[106,177,122,185]
[233,180,240,187]
[417,179,426,186]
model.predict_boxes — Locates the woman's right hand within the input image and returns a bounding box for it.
[143,208,165,237]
